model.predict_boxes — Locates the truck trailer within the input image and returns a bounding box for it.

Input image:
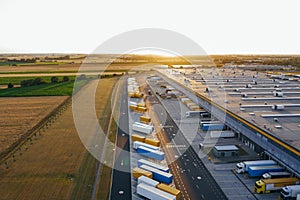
[157,183,181,200]
[145,138,160,147]
[248,165,283,177]
[133,141,159,151]
[236,160,276,173]
[132,167,153,179]
[262,171,291,179]
[255,177,300,194]
[138,159,170,173]
[131,134,145,142]
[210,131,235,138]
[280,185,300,200]
[137,146,165,161]
[139,164,173,184]
[186,110,207,118]
[132,123,153,134]
[137,175,159,187]
[137,183,176,200]
[202,123,225,131]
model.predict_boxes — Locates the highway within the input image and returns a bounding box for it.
[109,79,132,200]
[147,85,228,200]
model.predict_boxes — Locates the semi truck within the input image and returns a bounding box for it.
[280,185,300,200]
[248,165,283,177]
[137,146,165,161]
[201,123,225,131]
[137,183,176,200]
[255,177,300,194]
[236,160,276,173]
[262,171,291,179]
[138,159,170,173]
[139,164,173,184]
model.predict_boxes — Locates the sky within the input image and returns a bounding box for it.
[0,0,299,55]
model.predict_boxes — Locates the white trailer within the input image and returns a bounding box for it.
[280,185,300,200]
[134,122,153,129]
[210,131,235,138]
[236,160,276,173]
[129,101,137,106]
[186,110,207,117]
[137,183,176,200]
[132,124,153,134]
[180,97,190,103]
[138,175,159,187]
[133,141,159,151]
[262,171,291,179]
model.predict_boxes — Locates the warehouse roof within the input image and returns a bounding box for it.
[214,145,239,151]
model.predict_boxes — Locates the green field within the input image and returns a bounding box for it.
[0,61,64,66]
[0,76,77,85]
[0,80,87,97]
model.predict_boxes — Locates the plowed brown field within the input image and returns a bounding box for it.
[0,96,68,154]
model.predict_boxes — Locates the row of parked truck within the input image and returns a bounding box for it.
[127,79,181,199]
[128,77,143,98]
[235,160,300,198]
[132,159,180,200]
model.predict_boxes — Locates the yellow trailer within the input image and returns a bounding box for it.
[132,167,153,179]
[129,105,138,111]
[183,99,193,105]
[137,106,147,112]
[137,102,146,107]
[132,134,145,142]
[135,93,143,98]
[145,138,160,147]
[128,92,135,97]
[140,116,151,123]
[157,183,181,200]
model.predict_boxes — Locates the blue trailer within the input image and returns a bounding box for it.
[248,165,283,177]
[139,164,173,184]
[201,123,225,131]
[138,159,170,173]
[137,146,165,161]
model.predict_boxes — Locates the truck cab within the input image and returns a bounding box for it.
[255,180,265,194]
[280,186,292,199]
[236,162,245,173]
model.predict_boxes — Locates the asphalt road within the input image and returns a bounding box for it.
[110,80,132,200]
[148,84,228,200]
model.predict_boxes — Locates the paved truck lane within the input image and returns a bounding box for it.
[110,79,132,200]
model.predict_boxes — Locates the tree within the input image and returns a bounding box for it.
[78,74,87,80]
[33,78,42,85]
[51,76,58,83]
[7,83,14,88]
[62,76,70,82]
